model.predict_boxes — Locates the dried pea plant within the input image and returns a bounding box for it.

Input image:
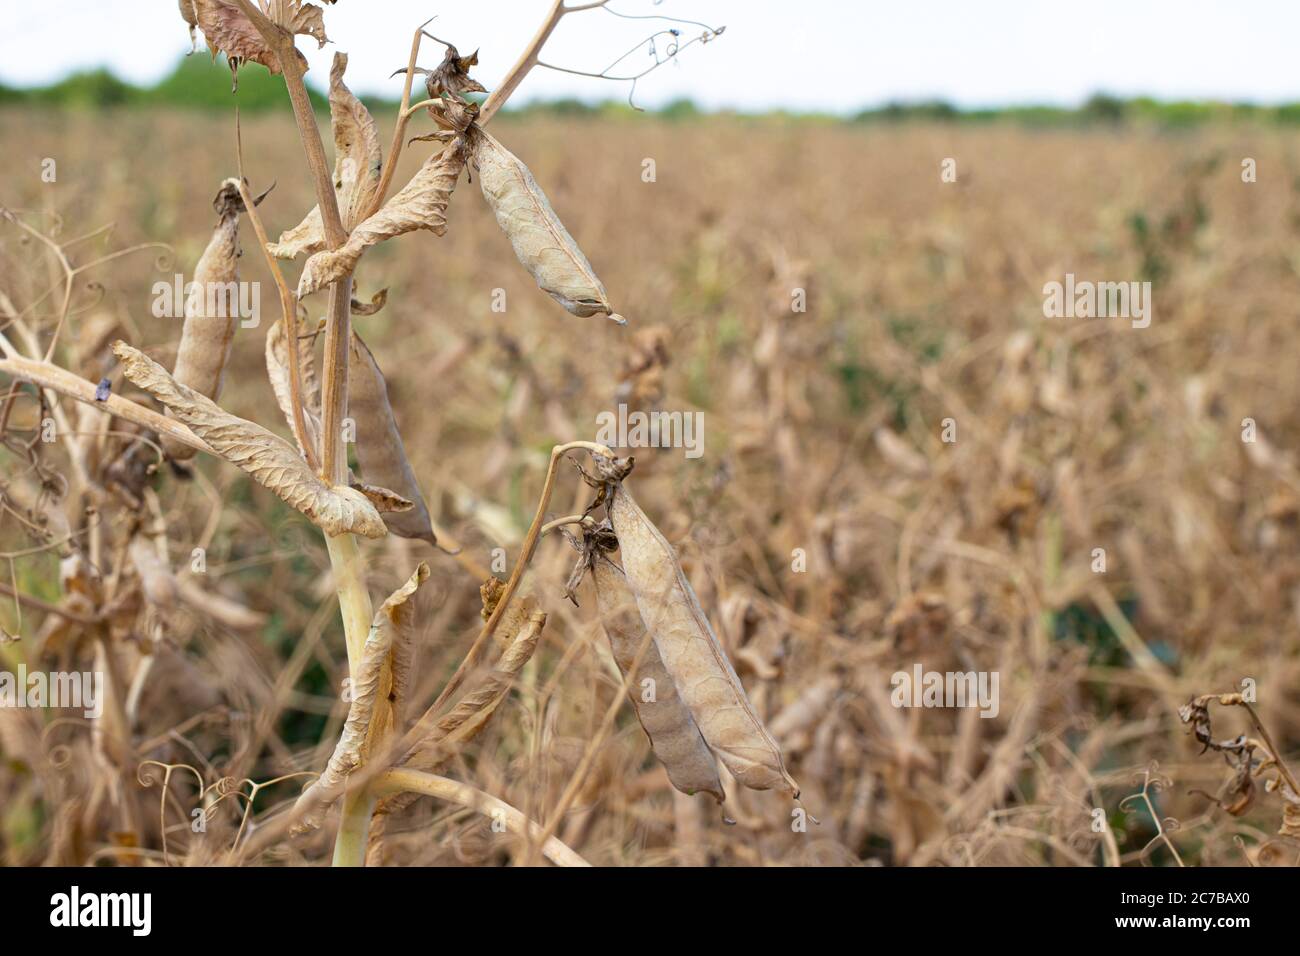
[0,0,760,867]
[1178,693,1300,862]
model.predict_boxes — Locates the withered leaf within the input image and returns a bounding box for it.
[297,140,466,297]
[113,341,386,539]
[380,607,546,816]
[267,207,323,261]
[192,0,303,76]
[351,480,414,514]
[350,287,388,315]
[264,315,322,459]
[269,53,382,258]
[472,128,622,322]
[347,331,437,546]
[295,562,430,831]
[284,1,329,48]
[179,0,199,51]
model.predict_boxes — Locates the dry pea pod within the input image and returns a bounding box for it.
[127,533,177,610]
[348,332,437,547]
[162,179,253,462]
[471,128,623,323]
[607,481,798,795]
[590,553,724,802]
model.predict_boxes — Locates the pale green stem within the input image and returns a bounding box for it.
[331,792,376,867]
[325,533,373,674]
[325,531,375,866]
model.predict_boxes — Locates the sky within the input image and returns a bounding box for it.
[3,1,1300,113]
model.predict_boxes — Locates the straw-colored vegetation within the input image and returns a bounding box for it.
[3,4,1300,868]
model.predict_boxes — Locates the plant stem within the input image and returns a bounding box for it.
[480,0,567,125]
[232,128,318,471]
[331,790,376,867]
[324,528,375,867]
[319,278,353,484]
[0,354,210,456]
[402,442,613,736]
[365,16,436,221]
[372,768,591,867]
[234,4,375,864]
[325,532,373,673]
[233,0,346,246]
[540,514,596,536]
[1237,700,1300,797]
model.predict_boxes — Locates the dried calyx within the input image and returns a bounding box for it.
[1180,693,1300,834]
[398,42,488,101]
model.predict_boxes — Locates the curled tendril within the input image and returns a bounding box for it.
[46,743,72,770]
[137,759,205,792]
[535,7,726,111]
[210,775,242,798]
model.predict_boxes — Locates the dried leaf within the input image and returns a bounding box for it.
[266,206,323,260]
[264,315,322,458]
[179,0,199,51]
[347,332,437,546]
[472,128,621,322]
[380,607,546,815]
[607,481,797,794]
[366,562,429,751]
[350,480,414,514]
[113,341,386,539]
[350,288,388,315]
[297,142,467,297]
[192,0,304,76]
[269,53,380,258]
[591,554,724,802]
[295,563,429,831]
[428,96,478,134]
[285,1,329,48]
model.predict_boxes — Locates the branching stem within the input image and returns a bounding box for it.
[372,768,591,867]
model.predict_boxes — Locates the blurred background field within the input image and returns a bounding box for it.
[3,51,1300,865]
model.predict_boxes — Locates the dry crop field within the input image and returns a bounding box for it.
[3,78,1300,867]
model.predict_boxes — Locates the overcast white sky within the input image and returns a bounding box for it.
[3,1,1300,112]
